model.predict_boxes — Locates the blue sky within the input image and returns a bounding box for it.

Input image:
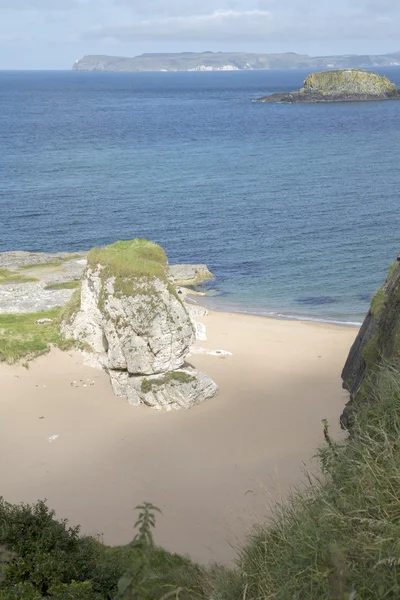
[1,0,400,69]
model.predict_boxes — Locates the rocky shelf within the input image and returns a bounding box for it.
[256,69,400,103]
[0,250,213,314]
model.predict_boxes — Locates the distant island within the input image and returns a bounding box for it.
[256,69,400,103]
[72,50,400,72]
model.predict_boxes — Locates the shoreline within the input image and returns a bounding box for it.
[186,294,363,328]
[0,306,357,564]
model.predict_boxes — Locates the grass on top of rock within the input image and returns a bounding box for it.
[0,308,73,364]
[88,240,168,282]
[88,239,181,303]
[141,371,196,394]
[0,268,38,285]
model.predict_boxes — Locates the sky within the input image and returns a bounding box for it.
[1,0,400,69]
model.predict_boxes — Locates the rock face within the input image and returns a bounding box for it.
[169,264,213,287]
[61,239,218,410]
[257,69,400,103]
[341,259,400,428]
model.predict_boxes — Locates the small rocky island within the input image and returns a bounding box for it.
[257,69,400,103]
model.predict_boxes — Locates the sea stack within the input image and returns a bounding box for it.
[256,69,400,103]
[61,239,218,410]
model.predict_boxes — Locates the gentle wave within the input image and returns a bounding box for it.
[188,296,362,328]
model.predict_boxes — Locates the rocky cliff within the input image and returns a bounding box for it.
[257,69,400,103]
[61,239,218,410]
[72,51,400,72]
[341,258,400,428]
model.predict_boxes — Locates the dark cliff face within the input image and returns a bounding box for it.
[341,259,400,428]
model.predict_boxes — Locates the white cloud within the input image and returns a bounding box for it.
[1,0,400,68]
[83,2,400,43]
[86,9,274,41]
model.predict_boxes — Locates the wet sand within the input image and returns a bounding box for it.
[0,309,356,564]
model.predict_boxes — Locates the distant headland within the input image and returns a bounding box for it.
[256,69,400,103]
[72,51,400,72]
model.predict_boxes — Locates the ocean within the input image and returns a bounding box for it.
[1,68,400,325]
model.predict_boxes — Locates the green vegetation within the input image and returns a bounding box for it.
[86,239,181,310]
[19,256,85,271]
[45,281,80,291]
[205,365,400,599]
[370,288,387,317]
[388,260,399,278]
[58,288,81,326]
[0,308,73,364]
[303,69,397,95]
[0,499,202,600]
[88,240,167,282]
[19,261,63,270]
[141,372,196,394]
[343,260,400,417]
[0,269,38,285]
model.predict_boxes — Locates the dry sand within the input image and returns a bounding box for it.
[0,309,356,564]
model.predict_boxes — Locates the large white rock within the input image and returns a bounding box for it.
[62,265,195,375]
[109,368,218,411]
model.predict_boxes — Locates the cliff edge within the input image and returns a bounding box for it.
[257,69,400,103]
[341,257,400,428]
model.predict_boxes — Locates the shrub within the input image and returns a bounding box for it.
[0,499,99,597]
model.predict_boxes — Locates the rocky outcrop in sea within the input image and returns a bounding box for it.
[256,69,400,103]
[341,257,400,428]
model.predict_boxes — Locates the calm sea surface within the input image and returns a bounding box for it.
[1,68,400,325]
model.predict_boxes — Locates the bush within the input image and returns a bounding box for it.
[0,499,100,597]
[0,499,204,600]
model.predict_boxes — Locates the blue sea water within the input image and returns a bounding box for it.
[1,68,400,325]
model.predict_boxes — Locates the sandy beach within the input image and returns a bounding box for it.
[0,309,356,564]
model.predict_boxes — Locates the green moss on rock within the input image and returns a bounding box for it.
[88,239,167,282]
[0,268,38,285]
[258,69,399,103]
[370,289,387,318]
[141,371,196,394]
[303,69,397,96]
[88,239,181,311]
[58,287,81,325]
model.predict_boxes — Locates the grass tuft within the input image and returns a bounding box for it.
[370,289,387,318]
[0,268,38,285]
[58,288,81,325]
[44,280,80,291]
[87,239,181,306]
[141,371,196,394]
[88,239,168,282]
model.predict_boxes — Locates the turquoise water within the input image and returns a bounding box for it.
[1,69,400,324]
